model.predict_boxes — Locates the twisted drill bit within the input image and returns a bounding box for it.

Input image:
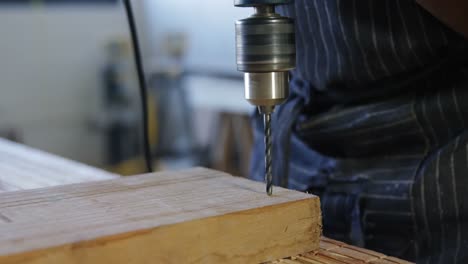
[263,113,273,196]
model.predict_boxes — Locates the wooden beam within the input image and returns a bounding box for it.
[0,167,321,264]
[268,237,413,264]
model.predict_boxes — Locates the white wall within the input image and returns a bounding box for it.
[0,4,131,166]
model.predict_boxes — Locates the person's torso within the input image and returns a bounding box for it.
[254,1,468,261]
[279,0,467,107]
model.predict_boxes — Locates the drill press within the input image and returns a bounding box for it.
[234,0,296,195]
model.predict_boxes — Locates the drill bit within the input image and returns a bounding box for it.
[263,113,273,196]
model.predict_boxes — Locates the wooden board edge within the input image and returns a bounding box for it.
[0,197,321,264]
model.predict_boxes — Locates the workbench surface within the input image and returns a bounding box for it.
[0,138,413,264]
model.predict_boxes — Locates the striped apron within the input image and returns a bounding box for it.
[250,0,468,262]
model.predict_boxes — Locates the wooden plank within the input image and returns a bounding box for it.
[0,139,411,264]
[0,167,321,264]
[0,138,118,192]
[267,238,414,264]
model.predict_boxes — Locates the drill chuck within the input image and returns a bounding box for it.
[235,0,295,195]
[235,2,295,112]
[244,72,289,108]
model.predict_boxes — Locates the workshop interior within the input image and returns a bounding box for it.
[0,0,254,177]
[1,0,467,263]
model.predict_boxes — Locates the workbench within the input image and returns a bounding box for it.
[0,138,413,264]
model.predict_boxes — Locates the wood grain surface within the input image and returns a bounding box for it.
[0,167,321,264]
[0,138,412,264]
[269,237,413,264]
[0,138,118,192]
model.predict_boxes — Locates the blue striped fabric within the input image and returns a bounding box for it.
[249,0,468,262]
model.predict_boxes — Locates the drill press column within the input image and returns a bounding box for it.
[235,0,296,195]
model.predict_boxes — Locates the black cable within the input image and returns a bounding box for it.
[123,0,153,172]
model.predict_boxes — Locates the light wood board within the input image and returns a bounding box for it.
[0,167,321,264]
[269,237,413,264]
[0,138,118,192]
[0,138,411,263]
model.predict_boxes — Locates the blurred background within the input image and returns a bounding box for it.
[0,0,255,176]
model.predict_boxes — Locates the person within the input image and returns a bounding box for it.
[249,0,468,262]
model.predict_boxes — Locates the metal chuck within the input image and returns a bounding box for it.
[235,0,296,195]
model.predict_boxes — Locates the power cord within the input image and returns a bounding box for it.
[123,0,153,172]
